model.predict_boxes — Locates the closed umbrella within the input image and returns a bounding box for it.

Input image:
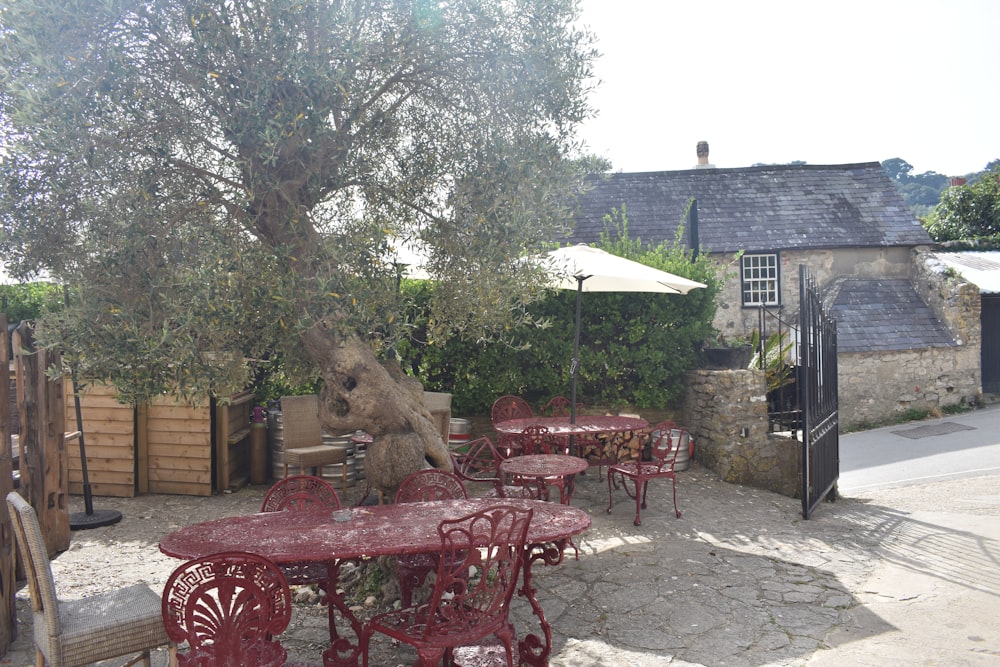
[539,245,706,421]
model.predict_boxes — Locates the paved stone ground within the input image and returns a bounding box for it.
[3,460,999,666]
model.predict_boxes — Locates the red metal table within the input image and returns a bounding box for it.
[160,497,590,667]
[499,454,589,505]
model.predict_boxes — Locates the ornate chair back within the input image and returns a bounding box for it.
[490,395,533,424]
[261,474,341,512]
[449,436,503,492]
[162,552,292,667]
[649,422,684,472]
[542,395,575,417]
[395,468,468,504]
[516,424,566,456]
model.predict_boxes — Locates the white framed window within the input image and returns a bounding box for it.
[741,253,780,306]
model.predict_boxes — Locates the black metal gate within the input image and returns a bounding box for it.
[799,265,839,519]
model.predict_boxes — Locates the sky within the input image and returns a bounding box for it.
[575,0,1000,177]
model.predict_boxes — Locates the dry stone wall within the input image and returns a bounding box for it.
[683,369,799,498]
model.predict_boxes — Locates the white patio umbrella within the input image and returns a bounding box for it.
[539,244,706,421]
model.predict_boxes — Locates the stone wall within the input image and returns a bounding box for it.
[682,369,799,498]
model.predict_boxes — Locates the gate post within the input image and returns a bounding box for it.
[0,315,14,657]
[14,322,69,555]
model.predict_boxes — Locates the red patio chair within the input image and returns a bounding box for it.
[161,551,292,667]
[541,395,577,417]
[607,420,684,526]
[491,395,533,455]
[261,474,342,513]
[261,475,341,594]
[363,505,534,667]
[394,469,469,608]
[449,436,536,500]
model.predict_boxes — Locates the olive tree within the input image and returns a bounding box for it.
[0,0,597,493]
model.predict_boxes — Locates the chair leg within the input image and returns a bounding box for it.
[35,649,44,667]
[634,481,645,526]
[606,471,615,514]
[672,476,682,518]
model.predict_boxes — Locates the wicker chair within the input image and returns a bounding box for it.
[162,551,292,667]
[279,394,349,496]
[394,469,469,608]
[6,491,175,667]
[363,505,533,667]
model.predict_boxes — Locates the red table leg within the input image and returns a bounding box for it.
[517,540,568,667]
[322,559,365,667]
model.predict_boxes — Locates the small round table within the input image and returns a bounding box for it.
[499,454,589,505]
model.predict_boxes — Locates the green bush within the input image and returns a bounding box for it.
[0,282,63,324]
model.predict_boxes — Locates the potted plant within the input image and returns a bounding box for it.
[701,335,753,370]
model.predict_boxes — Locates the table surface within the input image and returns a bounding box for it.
[160,498,591,563]
[499,454,589,478]
[494,415,649,436]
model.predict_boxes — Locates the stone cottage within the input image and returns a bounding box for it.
[569,150,981,430]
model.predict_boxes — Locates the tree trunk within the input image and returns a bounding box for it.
[300,325,451,497]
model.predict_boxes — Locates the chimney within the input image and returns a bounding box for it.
[695,141,714,169]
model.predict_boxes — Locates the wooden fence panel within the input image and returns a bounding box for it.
[145,397,212,496]
[64,383,136,498]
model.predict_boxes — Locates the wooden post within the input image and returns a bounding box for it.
[15,322,69,556]
[0,315,15,657]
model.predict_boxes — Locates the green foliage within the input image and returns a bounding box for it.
[399,206,723,415]
[748,328,794,393]
[0,0,597,403]
[924,168,1000,243]
[0,282,63,324]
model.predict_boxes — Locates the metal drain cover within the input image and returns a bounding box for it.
[892,421,974,439]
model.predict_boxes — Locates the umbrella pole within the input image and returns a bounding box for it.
[63,286,122,530]
[570,277,584,425]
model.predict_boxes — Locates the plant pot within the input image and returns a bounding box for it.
[702,345,752,370]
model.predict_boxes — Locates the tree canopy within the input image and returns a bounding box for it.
[924,166,1000,244]
[0,0,598,491]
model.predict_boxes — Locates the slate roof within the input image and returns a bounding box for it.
[569,162,931,253]
[829,279,956,352]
